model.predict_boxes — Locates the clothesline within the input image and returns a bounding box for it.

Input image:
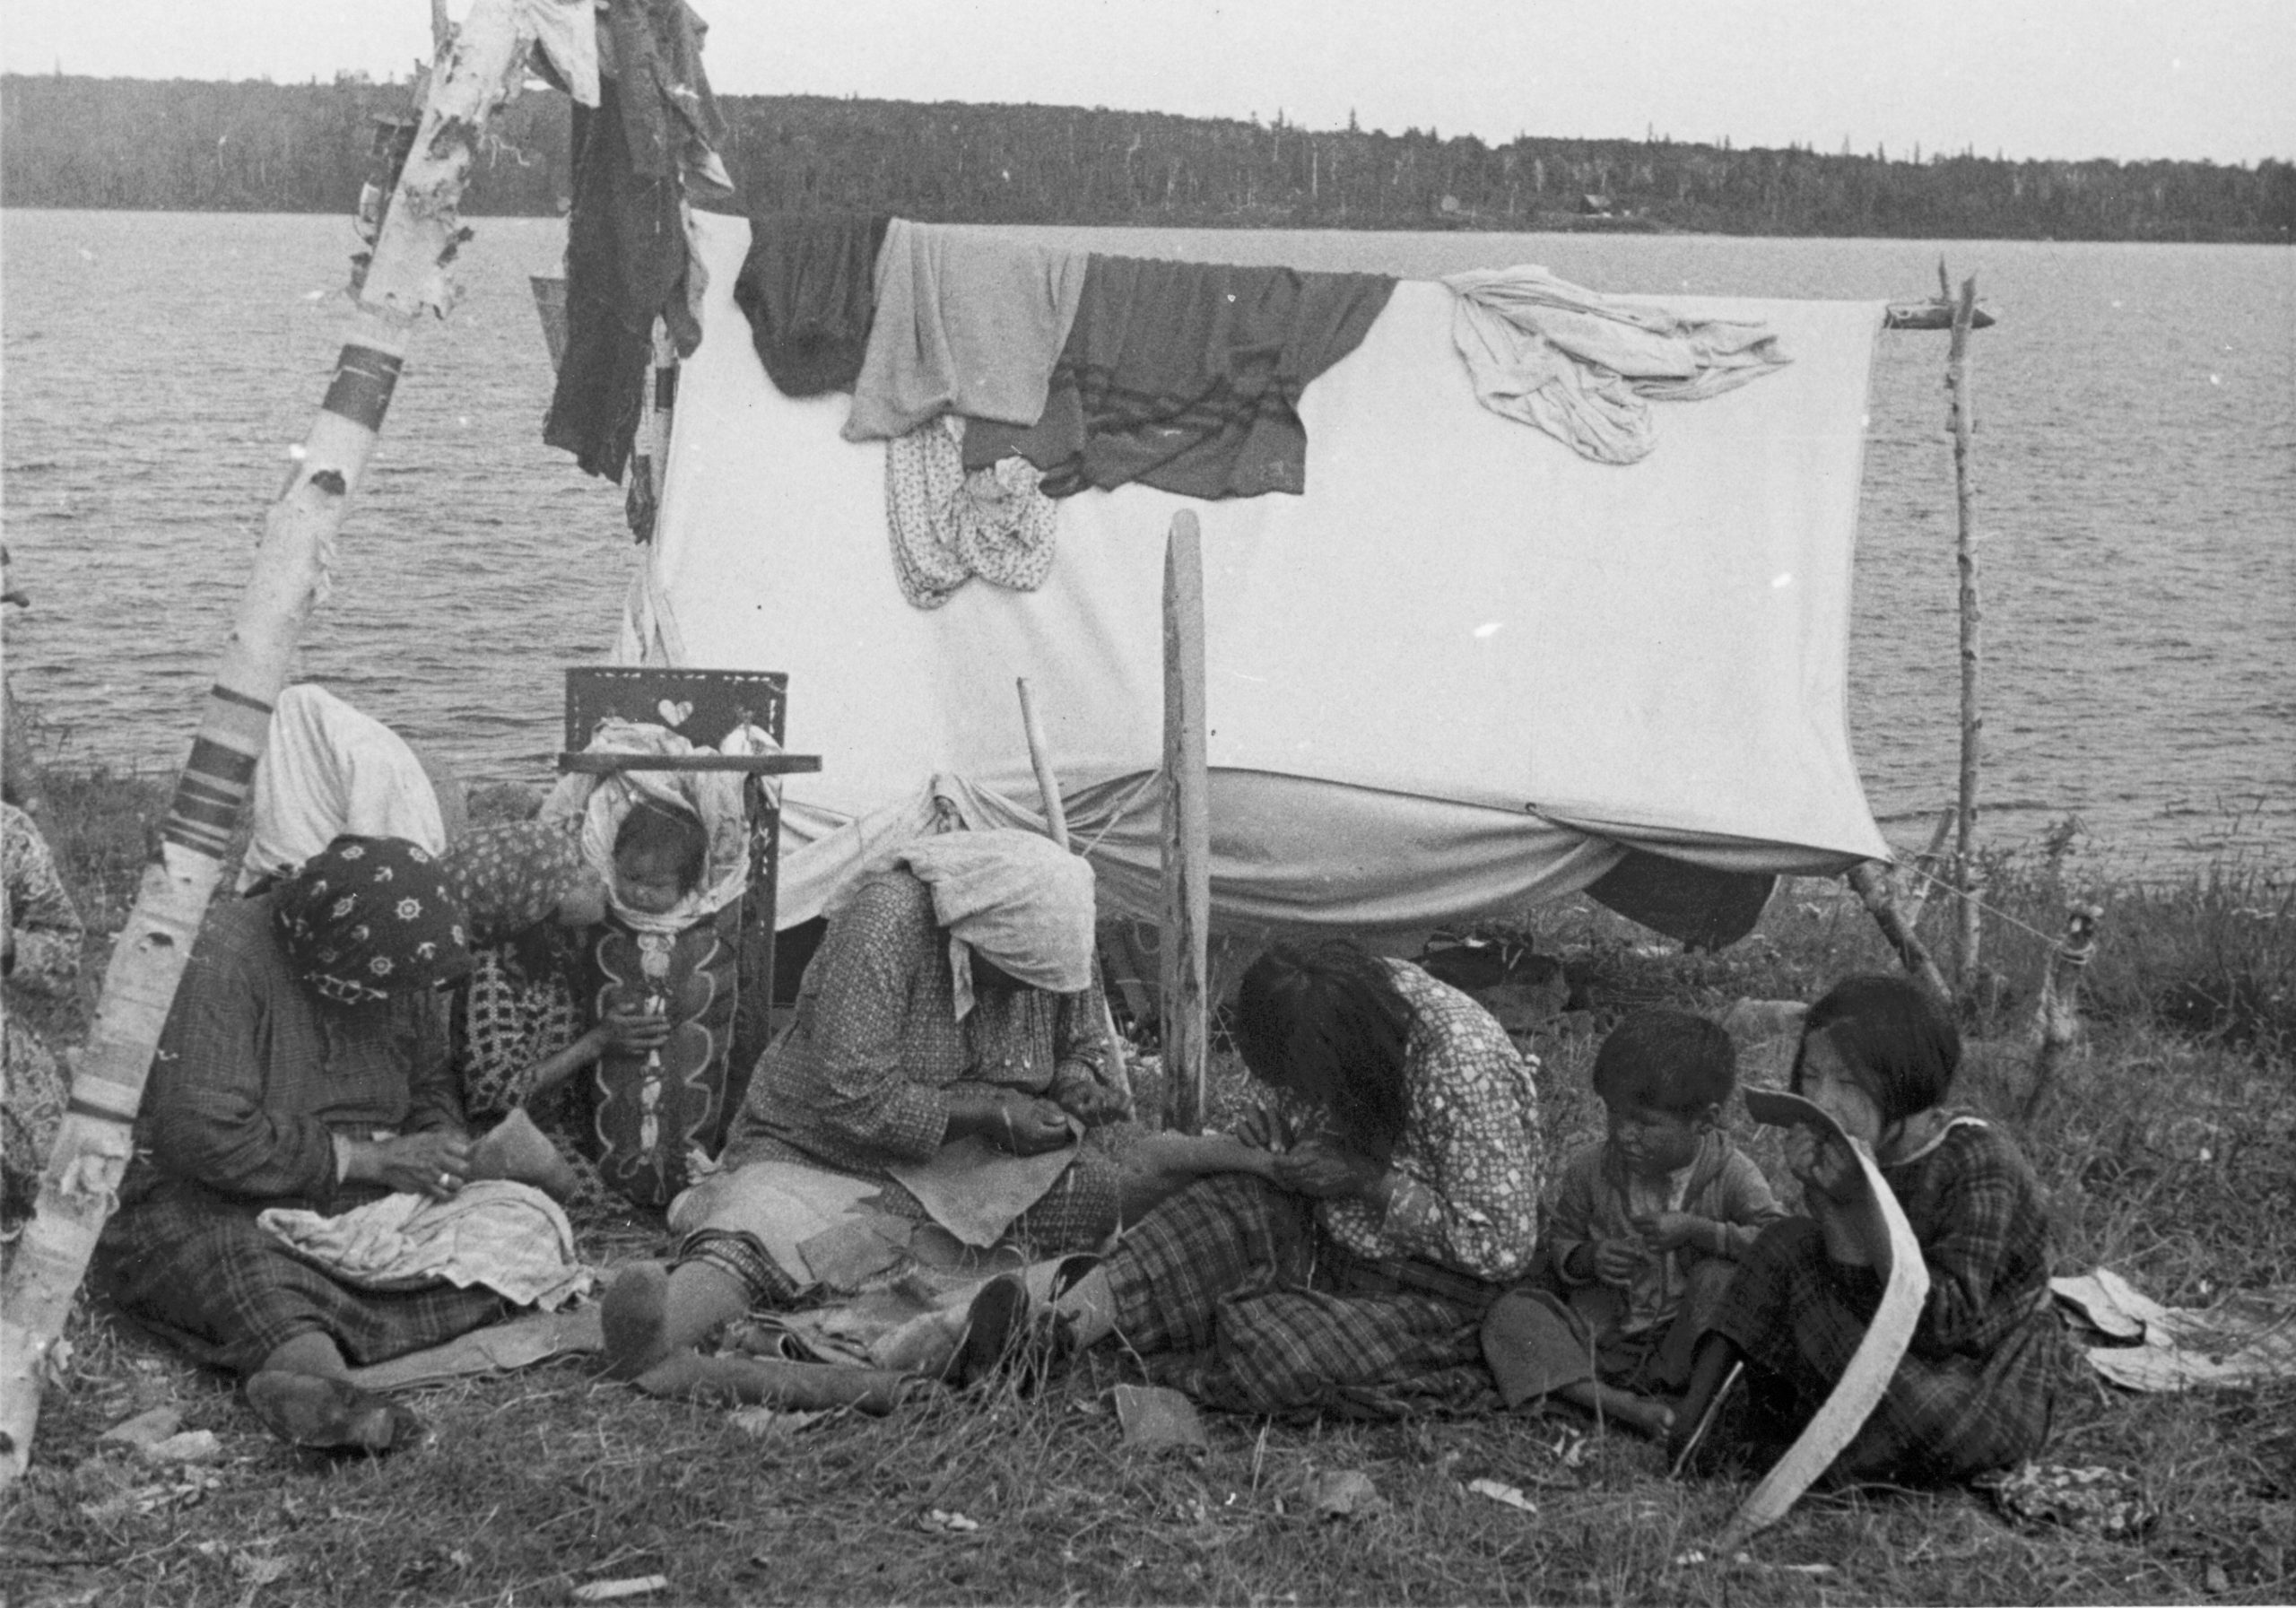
[1893,860,2073,952]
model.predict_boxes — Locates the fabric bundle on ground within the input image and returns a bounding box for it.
[630,213,1892,935]
[843,219,1088,441]
[1444,265,1791,465]
[257,1179,591,1310]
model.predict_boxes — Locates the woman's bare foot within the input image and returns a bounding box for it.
[601,1261,674,1379]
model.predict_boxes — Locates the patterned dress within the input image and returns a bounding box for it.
[3,802,83,1230]
[1713,1115,2067,1484]
[691,870,1122,1299]
[1103,960,1544,1420]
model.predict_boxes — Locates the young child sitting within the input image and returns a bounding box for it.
[610,797,709,917]
[1483,1008,1784,1438]
[1667,974,2066,1484]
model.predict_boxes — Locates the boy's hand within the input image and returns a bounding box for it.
[1633,1212,1707,1255]
[1590,1237,1648,1287]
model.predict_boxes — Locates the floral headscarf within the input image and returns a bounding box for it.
[445,817,604,947]
[274,835,471,1006]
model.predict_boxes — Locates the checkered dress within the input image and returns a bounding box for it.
[1713,1117,2067,1484]
[1103,966,1543,1419]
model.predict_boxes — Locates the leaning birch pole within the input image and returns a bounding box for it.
[1945,270,1985,1000]
[0,0,540,1487]
[1160,513,1211,1134]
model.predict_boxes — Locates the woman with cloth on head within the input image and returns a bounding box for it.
[599,826,1139,1376]
[97,836,511,1452]
[991,937,1546,1420]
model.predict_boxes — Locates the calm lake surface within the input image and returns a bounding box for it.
[3,210,2291,874]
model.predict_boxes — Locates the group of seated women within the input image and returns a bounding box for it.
[91,684,2067,1486]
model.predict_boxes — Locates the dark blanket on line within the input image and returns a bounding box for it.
[734,213,892,398]
[964,256,1396,500]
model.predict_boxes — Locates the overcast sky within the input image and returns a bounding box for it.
[3,0,2288,164]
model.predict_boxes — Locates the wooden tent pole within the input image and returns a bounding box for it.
[1015,677,1136,1116]
[0,0,540,1488]
[1945,270,1985,1000]
[1160,513,1211,1134]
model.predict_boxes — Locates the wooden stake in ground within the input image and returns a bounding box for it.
[2021,901,2103,1121]
[0,0,541,1488]
[1014,676,1136,1116]
[1160,512,1211,1134]
[1945,269,1986,999]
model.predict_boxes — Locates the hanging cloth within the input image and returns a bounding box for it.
[884,416,1060,610]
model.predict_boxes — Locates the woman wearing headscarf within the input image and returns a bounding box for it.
[97,836,506,1451]
[991,937,1545,1420]
[598,827,1135,1376]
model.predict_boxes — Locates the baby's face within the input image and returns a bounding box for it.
[613,844,689,915]
[1605,1099,1706,1178]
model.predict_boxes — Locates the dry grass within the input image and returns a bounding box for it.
[4,778,2293,1606]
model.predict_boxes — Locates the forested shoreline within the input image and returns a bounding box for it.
[2,74,2290,241]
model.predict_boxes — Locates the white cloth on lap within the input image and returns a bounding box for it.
[258,1179,591,1310]
[239,683,447,890]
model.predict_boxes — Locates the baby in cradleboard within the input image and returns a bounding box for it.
[1483,1008,1786,1438]
[1665,973,2067,1485]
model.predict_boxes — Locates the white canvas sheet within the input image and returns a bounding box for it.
[626,213,1891,930]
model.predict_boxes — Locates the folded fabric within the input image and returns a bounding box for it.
[885,415,1060,609]
[896,827,1097,1012]
[258,1180,591,1310]
[1444,265,1791,465]
[886,1130,1082,1248]
[843,220,1087,441]
[966,255,1396,500]
[667,1159,891,1291]
[241,684,446,891]
[733,213,891,397]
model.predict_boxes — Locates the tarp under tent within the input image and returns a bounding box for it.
[610,211,1892,944]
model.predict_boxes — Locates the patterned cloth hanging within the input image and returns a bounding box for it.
[885,415,1059,610]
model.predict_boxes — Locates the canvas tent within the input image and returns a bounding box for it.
[613,212,1892,943]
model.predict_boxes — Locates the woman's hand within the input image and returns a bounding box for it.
[1590,1236,1649,1287]
[1270,1140,1386,1202]
[593,1002,673,1058]
[345,1131,472,1200]
[1231,1103,1283,1151]
[1786,1124,1865,1204]
[990,1094,1074,1157]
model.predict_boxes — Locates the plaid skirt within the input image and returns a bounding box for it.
[98,1180,510,1377]
[1714,1217,2064,1484]
[1104,1174,1500,1421]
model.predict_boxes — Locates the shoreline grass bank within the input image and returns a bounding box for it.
[4,765,2291,1606]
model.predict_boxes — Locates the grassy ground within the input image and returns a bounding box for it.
[4,769,2292,1606]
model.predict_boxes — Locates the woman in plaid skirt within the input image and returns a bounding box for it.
[1025,938,1545,1419]
[1670,974,2067,1484]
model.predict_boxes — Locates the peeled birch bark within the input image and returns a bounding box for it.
[1946,274,1985,999]
[0,0,541,1488]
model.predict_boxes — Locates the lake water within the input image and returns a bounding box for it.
[3,210,2291,875]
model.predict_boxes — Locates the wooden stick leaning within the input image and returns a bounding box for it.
[1161,511,1212,1134]
[1946,270,1985,998]
[0,0,539,1488]
[2021,902,2102,1122]
[1714,1089,1931,1552]
[1014,677,1135,1117]
[1844,861,1954,1008]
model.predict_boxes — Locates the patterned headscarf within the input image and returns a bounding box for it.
[274,835,471,1006]
[445,817,604,947]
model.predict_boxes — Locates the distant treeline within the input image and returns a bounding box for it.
[4,74,2290,242]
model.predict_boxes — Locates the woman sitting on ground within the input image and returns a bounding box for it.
[601,827,1135,1376]
[1000,937,1546,1419]
[1668,973,2066,1483]
[98,836,507,1452]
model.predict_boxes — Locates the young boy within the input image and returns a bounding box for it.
[1483,1008,1784,1437]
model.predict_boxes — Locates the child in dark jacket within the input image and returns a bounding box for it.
[1483,1009,1784,1438]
